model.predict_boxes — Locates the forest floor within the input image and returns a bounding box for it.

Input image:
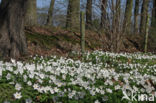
[0,26,156,103]
[25,26,143,58]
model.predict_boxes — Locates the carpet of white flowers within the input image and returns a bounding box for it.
[0,51,156,103]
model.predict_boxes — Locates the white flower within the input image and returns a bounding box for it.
[18,69,23,75]
[90,90,96,96]
[54,87,59,93]
[38,79,43,84]
[33,84,39,90]
[61,69,66,74]
[11,59,16,64]
[57,82,62,87]
[29,73,34,79]
[95,100,100,103]
[50,89,54,94]
[95,88,100,93]
[62,74,66,80]
[72,90,76,95]
[115,85,121,90]
[39,74,45,79]
[23,75,27,82]
[6,73,11,80]
[123,84,132,91]
[106,88,112,93]
[100,90,105,95]
[43,86,51,93]
[38,87,44,93]
[14,70,18,75]
[15,83,22,91]
[27,81,32,86]
[108,80,113,86]
[0,69,2,77]
[14,92,22,99]
[68,93,73,99]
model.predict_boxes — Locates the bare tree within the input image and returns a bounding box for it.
[86,0,92,29]
[101,0,107,29]
[46,0,55,26]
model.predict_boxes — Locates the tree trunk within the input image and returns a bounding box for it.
[111,0,116,52]
[140,0,149,34]
[66,0,80,31]
[80,12,85,57]
[101,0,107,28]
[134,0,140,33]
[115,0,121,52]
[151,0,156,27]
[0,0,27,59]
[66,0,72,29]
[111,0,121,52]
[123,0,133,34]
[25,0,37,26]
[86,0,92,29]
[144,13,150,53]
[46,0,55,26]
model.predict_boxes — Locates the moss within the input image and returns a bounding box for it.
[26,32,59,49]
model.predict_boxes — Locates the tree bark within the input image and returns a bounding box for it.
[66,0,72,29]
[144,13,150,53]
[0,0,27,59]
[134,0,140,33]
[101,0,107,28]
[86,0,92,29]
[80,12,85,57]
[151,0,156,27]
[115,0,121,52]
[25,0,37,26]
[123,0,133,34]
[140,0,149,34]
[66,0,80,31]
[46,0,55,26]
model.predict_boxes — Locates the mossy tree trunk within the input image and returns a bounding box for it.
[86,0,92,29]
[123,0,133,34]
[101,0,107,29]
[140,0,149,34]
[66,0,80,31]
[0,0,28,59]
[46,0,55,26]
[134,0,140,33]
[25,0,37,26]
